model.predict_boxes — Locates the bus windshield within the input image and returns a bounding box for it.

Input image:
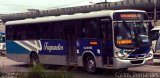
[114,21,151,49]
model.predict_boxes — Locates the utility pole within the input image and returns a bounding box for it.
[154,0,157,24]
[105,0,107,10]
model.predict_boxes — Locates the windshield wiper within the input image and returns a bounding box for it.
[122,21,133,38]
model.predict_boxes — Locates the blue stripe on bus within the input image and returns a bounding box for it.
[76,39,102,56]
[6,39,112,56]
[6,41,30,54]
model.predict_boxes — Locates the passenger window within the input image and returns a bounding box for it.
[82,19,100,38]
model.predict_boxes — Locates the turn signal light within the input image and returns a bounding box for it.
[90,41,97,45]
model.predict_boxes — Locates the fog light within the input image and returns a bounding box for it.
[115,52,125,59]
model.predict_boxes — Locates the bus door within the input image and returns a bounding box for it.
[100,19,114,67]
[64,26,77,65]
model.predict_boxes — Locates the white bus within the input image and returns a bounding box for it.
[5,10,153,73]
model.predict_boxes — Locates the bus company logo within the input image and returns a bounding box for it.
[43,42,64,52]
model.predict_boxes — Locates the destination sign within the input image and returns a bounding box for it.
[113,12,148,21]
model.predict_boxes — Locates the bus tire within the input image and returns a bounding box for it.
[85,55,96,73]
[30,52,39,66]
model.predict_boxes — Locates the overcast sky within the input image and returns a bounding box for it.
[0,0,122,14]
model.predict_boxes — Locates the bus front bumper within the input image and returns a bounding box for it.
[114,56,153,69]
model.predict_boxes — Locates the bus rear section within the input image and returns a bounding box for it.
[5,10,153,73]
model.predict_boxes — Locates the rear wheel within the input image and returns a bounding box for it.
[85,56,96,73]
[30,53,39,66]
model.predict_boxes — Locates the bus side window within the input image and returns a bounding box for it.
[39,22,53,39]
[82,19,99,38]
[76,20,83,38]
[103,20,112,41]
[54,22,63,39]
[15,25,25,40]
[39,22,63,40]
[6,26,14,40]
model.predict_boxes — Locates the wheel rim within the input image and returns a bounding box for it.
[31,53,39,65]
[32,56,37,65]
[86,58,95,73]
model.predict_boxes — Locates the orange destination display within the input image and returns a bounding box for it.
[113,12,148,21]
[116,39,133,45]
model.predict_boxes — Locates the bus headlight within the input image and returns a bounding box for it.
[145,53,153,58]
[115,52,125,59]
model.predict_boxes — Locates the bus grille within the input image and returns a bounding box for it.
[128,55,144,58]
[130,60,143,64]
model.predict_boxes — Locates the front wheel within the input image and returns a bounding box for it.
[85,56,96,73]
[30,53,39,66]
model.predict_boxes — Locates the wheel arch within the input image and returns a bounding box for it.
[82,51,96,66]
[29,51,38,60]
[29,51,38,57]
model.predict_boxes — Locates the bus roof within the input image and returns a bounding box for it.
[6,9,146,26]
